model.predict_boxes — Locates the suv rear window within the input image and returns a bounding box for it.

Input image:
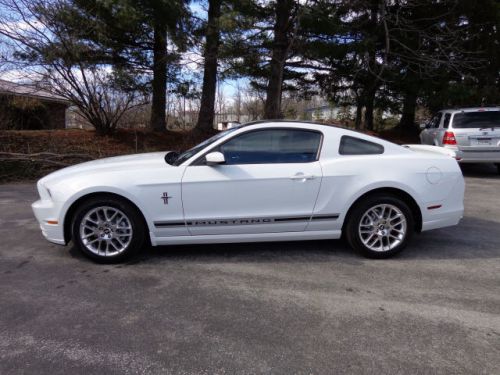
[452,111,500,129]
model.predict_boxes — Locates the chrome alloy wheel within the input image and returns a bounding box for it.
[358,204,407,252]
[79,206,133,257]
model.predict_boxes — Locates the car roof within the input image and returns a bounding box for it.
[237,120,405,150]
[242,119,341,127]
[439,107,500,114]
[181,120,410,166]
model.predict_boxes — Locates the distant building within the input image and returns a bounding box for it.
[304,105,335,121]
[304,105,356,122]
[214,113,252,129]
[216,121,241,131]
[0,79,71,130]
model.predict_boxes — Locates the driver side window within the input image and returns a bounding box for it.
[216,129,322,165]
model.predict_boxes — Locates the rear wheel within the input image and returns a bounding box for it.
[72,197,146,263]
[345,195,414,259]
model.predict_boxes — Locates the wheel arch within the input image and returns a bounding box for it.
[63,192,149,244]
[342,187,422,233]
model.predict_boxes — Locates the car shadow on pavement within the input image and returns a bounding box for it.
[138,239,365,265]
[398,216,500,260]
[460,163,499,178]
[67,213,500,265]
[68,238,365,265]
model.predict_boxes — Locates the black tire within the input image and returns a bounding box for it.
[495,163,500,175]
[345,194,414,259]
[71,196,146,263]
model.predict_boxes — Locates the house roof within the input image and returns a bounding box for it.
[0,79,70,105]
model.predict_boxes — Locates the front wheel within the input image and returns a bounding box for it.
[345,195,414,259]
[72,197,146,263]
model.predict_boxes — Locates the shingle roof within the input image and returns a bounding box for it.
[0,79,70,105]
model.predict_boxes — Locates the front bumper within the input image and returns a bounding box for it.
[32,199,66,245]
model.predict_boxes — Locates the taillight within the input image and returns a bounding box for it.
[443,131,457,145]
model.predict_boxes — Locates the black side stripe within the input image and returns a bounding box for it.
[274,216,311,222]
[155,221,186,228]
[154,214,339,228]
[311,214,340,220]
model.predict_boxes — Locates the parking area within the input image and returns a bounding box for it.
[0,164,499,374]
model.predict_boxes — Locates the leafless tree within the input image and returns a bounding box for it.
[0,0,148,135]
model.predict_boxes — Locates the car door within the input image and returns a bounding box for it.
[181,128,323,235]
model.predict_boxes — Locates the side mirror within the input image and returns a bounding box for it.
[419,122,427,130]
[205,151,225,165]
[164,151,179,165]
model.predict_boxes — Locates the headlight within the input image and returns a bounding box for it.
[36,180,52,200]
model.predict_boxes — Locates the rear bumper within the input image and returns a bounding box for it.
[421,208,463,231]
[456,148,500,163]
[421,173,465,232]
[32,199,66,245]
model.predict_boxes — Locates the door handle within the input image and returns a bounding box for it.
[290,173,315,181]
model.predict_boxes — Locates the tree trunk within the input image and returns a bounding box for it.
[399,88,418,132]
[362,1,380,132]
[363,87,376,131]
[264,0,294,119]
[150,22,167,132]
[355,96,363,130]
[196,0,221,133]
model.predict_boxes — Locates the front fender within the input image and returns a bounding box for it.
[57,185,156,242]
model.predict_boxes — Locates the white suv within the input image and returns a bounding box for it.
[420,107,500,173]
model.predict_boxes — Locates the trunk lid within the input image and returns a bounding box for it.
[402,144,461,159]
[450,110,500,151]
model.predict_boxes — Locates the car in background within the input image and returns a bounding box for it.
[32,121,465,263]
[419,107,500,173]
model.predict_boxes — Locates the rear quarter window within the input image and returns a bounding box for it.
[443,113,452,128]
[339,136,384,155]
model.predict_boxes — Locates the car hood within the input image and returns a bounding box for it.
[40,152,170,185]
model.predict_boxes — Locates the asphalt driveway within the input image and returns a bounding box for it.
[0,164,499,374]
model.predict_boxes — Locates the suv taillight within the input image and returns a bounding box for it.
[443,131,457,145]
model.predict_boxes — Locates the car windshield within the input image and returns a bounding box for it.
[171,127,241,166]
[452,111,500,129]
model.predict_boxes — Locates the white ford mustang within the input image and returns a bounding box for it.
[32,121,465,262]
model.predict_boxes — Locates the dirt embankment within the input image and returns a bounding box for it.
[0,129,210,182]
